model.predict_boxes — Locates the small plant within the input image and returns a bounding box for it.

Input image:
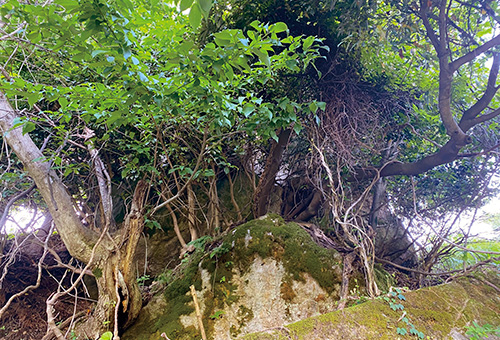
[209,310,226,320]
[137,274,151,287]
[156,269,174,285]
[384,288,425,339]
[210,243,230,259]
[188,235,213,251]
[466,321,500,340]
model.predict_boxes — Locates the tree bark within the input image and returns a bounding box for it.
[253,128,292,218]
[0,93,145,336]
[0,92,97,262]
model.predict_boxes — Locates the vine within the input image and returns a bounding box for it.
[383,288,425,339]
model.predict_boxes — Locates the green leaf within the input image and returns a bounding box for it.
[271,22,288,33]
[214,30,232,46]
[396,328,407,336]
[309,102,318,114]
[253,49,270,67]
[293,123,302,135]
[59,97,68,109]
[56,0,80,11]
[99,331,113,340]
[26,93,39,107]
[117,0,133,10]
[198,0,212,15]
[91,50,108,58]
[179,0,193,11]
[72,52,87,62]
[249,20,261,31]
[242,103,254,117]
[22,121,36,135]
[189,3,202,28]
[303,36,315,50]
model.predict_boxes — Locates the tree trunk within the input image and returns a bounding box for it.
[187,182,198,241]
[253,128,292,218]
[0,93,97,262]
[0,93,145,336]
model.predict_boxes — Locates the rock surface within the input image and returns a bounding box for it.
[243,274,500,340]
[123,215,344,340]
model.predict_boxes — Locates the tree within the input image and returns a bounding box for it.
[203,0,500,295]
[2,0,500,337]
[0,0,324,337]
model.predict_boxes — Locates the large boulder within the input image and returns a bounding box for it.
[123,215,348,340]
[243,273,500,340]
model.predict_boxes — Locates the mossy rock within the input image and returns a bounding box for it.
[216,214,343,294]
[243,274,500,340]
[123,215,348,340]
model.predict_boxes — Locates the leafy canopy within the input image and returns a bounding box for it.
[0,0,325,186]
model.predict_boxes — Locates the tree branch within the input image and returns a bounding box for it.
[460,53,500,129]
[468,107,500,128]
[450,34,500,72]
[419,0,441,53]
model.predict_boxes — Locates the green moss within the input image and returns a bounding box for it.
[143,251,204,340]
[122,249,207,340]
[374,264,395,293]
[223,215,343,295]
[200,246,241,338]
[243,276,500,340]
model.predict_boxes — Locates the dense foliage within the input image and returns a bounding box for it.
[1,0,500,338]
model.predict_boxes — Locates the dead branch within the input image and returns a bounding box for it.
[0,223,53,319]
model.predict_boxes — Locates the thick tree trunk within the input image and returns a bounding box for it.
[0,93,97,261]
[253,128,292,218]
[0,93,145,336]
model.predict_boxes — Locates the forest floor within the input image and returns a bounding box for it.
[0,234,92,340]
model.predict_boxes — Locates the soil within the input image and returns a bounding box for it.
[0,233,92,340]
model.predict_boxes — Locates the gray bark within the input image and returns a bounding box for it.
[0,93,97,262]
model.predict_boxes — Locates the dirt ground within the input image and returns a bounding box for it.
[0,233,92,340]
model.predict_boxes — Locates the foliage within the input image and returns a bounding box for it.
[0,0,325,230]
[465,321,500,340]
[99,331,114,340]
[383,288,425,339]
[437,240,500,271]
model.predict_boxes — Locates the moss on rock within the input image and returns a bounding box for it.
[122,251,204,340]
[220,215,343,295]
[243,275,500,340]
[123,216,345,340]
